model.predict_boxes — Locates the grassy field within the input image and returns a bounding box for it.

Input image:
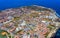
[0,30,7,38]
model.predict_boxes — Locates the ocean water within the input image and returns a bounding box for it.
[51,28,60,38]
[0,0,60,17]
[0,0,60,18]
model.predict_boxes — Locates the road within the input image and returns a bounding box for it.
[47,27,58,38]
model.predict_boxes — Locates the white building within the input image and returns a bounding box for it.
[23,33,30,38]
[0,23,3,27]
[15,27,22,32]
[3,16,13,24]
[20,20,26,26]
[7,16,13,20]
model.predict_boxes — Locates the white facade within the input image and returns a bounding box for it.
[21,21,26,26]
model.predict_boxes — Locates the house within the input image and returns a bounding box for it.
[3,16,13,24]
[15,27,22,32]
[14,35,20,38]
[0,23,3,27]
[22,33,30,38]
[20,20,26,26]
[7,16,13,20]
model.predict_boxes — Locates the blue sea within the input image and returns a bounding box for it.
[0,0,60,18]
[51,28,60,38]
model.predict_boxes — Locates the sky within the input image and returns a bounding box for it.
[0,0,60,17]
